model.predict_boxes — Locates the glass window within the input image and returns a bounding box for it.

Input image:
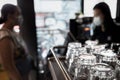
[0,0,17,29]
[34,0,82,58]
[84,0,117,18]
[0,0,17,10]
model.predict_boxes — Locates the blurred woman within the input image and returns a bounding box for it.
[92,2,118,44]
[0,4,32,80]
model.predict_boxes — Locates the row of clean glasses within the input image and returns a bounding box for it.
[66,40,120,80]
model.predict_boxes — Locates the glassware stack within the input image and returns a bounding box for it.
[66,42,82,62]
[65,40,120,80]
[66,42,86,75]
[90,63,115,80]
[100,50,117,68]
[74,54,96,80]
[115,60,120,80]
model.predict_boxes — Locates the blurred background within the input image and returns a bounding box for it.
[0,0,120,80]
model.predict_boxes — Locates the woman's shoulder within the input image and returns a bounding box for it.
[0,29,11,40]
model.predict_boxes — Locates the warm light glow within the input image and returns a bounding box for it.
[84,27,90,31]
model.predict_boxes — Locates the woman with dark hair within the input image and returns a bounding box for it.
[0,4,32,80]
[92,2,118,44]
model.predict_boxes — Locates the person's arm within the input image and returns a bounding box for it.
[0,37,22,80]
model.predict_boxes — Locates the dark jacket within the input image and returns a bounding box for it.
[92,23,120,44]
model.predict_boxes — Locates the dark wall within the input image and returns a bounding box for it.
[17,0,37,58]
[116,0,120,22]
[17,1,38,79]
[81,0,84,14]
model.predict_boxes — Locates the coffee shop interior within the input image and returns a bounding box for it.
[0,0,120,80]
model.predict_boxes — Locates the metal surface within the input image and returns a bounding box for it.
[48,56,71,80]
[48,57,66,80]
[50,47,71,80]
